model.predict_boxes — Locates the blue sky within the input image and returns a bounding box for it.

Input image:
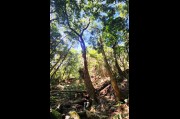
[57,1,128,52]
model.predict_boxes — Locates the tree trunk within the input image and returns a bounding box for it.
[62,66,68,80]
[80,37,97,103]
[50,46,72,79]
[78,68,84,83]
[99,37,121,102]
[50,45,72,74]
[64,11,97,102]
[113,48,127,82]
[50,35,67,62]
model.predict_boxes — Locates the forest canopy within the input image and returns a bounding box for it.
[50,0,129,119]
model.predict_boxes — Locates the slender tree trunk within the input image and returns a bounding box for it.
[113,48,127,82]
[51,53,69,79]
[99,37,121,102]
[80,37,97,103]
[62,66,68,80]
[50,35,67,61]
[50,55,62,73]
[125,41,129,62]
[121,56,126,70]
[50,45,72,77]
[67,71,71,80]
[78,68,84,83]
[126,47,129,61]
[67,67,73,80]
[119,55,129,79]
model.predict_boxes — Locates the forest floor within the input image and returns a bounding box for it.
[50,77,129,119]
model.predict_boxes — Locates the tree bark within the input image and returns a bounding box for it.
[99,36,121,102]
[80,36,97,103]
[50,47,72,79]
[112,47,127,82]
[78,68,84,83]
[64,7,97,102]
[97,81,111,92]
[50,18,57,23]
[50,45,72,75]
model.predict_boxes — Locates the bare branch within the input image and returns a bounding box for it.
[75,37,81,42]
[50,18,58,23]
[50,35,68,57]
[81,19,90,36]
[50,44,73,79]
[50,44,72,74]
[65,31,81,42]
[64,7,81,38]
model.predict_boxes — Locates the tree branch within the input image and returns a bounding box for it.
[64,7,81,38]
[50,44,73,78]
[50,18,58,23]
[80,19,90,36]
[112,41,118,49]
[50,10,56,14]
[50,35,68,58]
[66,31,81,42]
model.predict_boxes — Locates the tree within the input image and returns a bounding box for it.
[98,36,121,102]
[50,45,72,79]
[51,0,129,103]
[86,0,129,101]
[53,0,97,102]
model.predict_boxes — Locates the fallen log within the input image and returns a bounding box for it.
[51,90,86,93]
[99,85,111,96]
[59,90,86,93]
[96,81,110,92]
[71,98,92,107]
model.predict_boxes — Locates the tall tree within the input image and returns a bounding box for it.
[86,0,129,101]
[53,0,97,102]
[51,0,129,103]
[99,36,121,102]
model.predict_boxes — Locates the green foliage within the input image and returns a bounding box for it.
[50,109,62,119]
[54,48,80,80]
[113,113,122,119]
[88,47,103,60]
[114,102,121,107]
[50,1,129,119]
[50,0,129,79]
[64,83,86,91]
[117,2,128,19]
[50,96,57,104]
[50,0,129,113]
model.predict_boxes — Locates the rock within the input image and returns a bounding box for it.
[65,115,71,119]
[68,111,80,119]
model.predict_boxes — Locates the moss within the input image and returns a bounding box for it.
[50,109,62,119]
